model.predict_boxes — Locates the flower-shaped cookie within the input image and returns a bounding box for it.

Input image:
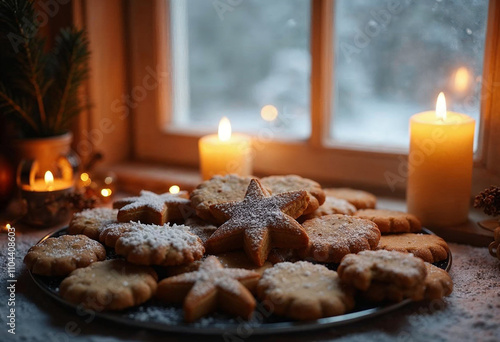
[257,261,354,320]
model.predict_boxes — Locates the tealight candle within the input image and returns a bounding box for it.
[407,92,475,227]
[199,117,252,180]
[23,171,72,191]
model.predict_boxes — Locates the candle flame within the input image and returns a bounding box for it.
[44,171,54,187]
[218,117,231,142]
[169,185,180,194]
[6,223,10,230]
[436,92,447,121]
[101,188,112,197]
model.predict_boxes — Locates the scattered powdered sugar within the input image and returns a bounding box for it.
[3,226,499,341]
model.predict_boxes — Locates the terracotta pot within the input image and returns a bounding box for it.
[14,132,74,168]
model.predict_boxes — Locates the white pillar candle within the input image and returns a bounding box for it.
[407,93,475,227]
[199,117,252,180]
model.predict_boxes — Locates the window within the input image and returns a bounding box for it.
[126,0,500,193]
[331,0,488,150]
[170,0,311,138]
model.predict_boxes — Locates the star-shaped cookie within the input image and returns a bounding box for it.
[157,256,260,322]
[113,190,190,225]
[206,178,310,266]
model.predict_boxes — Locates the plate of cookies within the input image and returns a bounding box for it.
[25,175,453,335]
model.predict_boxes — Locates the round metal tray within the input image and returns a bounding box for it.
[29,227,452,335]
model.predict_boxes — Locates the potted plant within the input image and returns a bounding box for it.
[0,0,90,157]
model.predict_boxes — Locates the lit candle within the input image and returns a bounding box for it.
[407,92,475,227]
[198,117,252,180]
[24,170,72,191]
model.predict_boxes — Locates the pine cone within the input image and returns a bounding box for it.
[474,186,500,217]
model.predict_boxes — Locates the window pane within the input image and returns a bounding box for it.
[170,0,311,138]
[332,0,488,150]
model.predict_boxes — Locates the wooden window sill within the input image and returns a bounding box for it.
[107,162,494,247]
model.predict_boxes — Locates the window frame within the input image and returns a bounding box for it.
[126,0,500,194]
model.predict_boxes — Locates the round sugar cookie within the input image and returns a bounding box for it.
[377,233,449,263]
[68,208,118,240]
[299,196,356,222]
[257,261,354,321]
[60,259,157,311]
[24,235,106,276]
[324,188,376,210]
[355,209,422,233]
[337,250,427,291]
[190,174,253,224]
[300,214,380,263]
[260,175,325,215]
[113,222,205,266]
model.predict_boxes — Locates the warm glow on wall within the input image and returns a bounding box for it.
[454,66,470,92]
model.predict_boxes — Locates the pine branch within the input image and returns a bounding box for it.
[0,86,39,132]
[0,0,49,134]
[10,0,48,131]
[50,28,90,133]
[0,0,89,137]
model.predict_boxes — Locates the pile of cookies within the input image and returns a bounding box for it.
[24,174,453,322]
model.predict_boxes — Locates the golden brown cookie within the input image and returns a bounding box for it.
[165,261,204,277]
[377,233,449,263]
[338,250,427,291]
[99,222,139,248]
[113,190,190,225]
[299,196,357,222]
[190,174,253,224]
[360,281,425,302]
[184,217,217,245]
[60,259,157,311]
[299,214,381,263]
[157,256,260,322]
[206,179,310,266]
[423,263,453,300]
[257,261,354,321]
[260,175,325,215]
[68,208,118,240]
[24,235,106,276]
[324,188,376,210]
[112,222,205,266]
[355,209,422,233]
[214,251,273,275]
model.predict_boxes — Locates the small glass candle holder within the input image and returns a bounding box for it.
[16,134,80,226]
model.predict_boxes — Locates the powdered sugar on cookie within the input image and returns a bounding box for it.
[157,256,260,322]
[113,222,205,266]
[206,179,310,266]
